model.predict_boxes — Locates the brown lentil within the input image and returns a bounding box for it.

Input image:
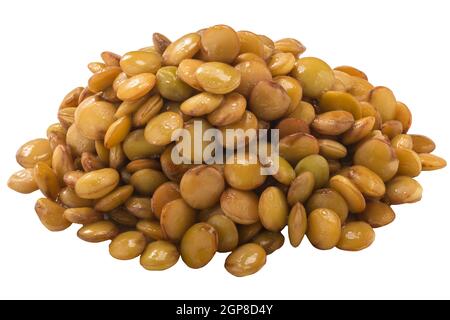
[195,62,241,94]
[34,162,60,200]
[207,214,239,252]
[180,165,225,209]
[117,73,156,101]
[162,33,201,66]
[306,188,349,223]
[151,181,181,219]
[252,231,285,255]
[75,168,119,199]
[410,134,436,153]
[207,92,247,126]
[249,80,290,121]
[59,186,93,208]
[220,188,259,225]
[307,208,341,250]
[294,154,329,189]
[361,200,395,228]
[140,241,179,270]
[35,198,72,231]
[334,65,368,80]
[156,66,195,101]
[7,168,38,194]
[109,231,146,260]
[77,220,119,243]
[180,223,218,269]
[258,186,289,232]
[63,207,103,225]
[419,153,447,171]
[129,168,168,196]
[337,221,375,251]
[120,51,162,76]
[234,60,271,97]
[292,57,335,98]
[16,138,53,168]
[109,208,138,227]
[200,25,240,63]
[385,176,423,204]
[136,219,165,240]
[287,171,315,206]
[160,198,196,242]
[225,243,266,277]
[288,203,307,247]
[329,175,366,213]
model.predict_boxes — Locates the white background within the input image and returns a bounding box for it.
[1,0,449,300]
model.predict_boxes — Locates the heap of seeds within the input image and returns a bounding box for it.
[8,25,446,276]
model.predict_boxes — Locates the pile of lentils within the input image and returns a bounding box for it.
[7,25,446,276]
